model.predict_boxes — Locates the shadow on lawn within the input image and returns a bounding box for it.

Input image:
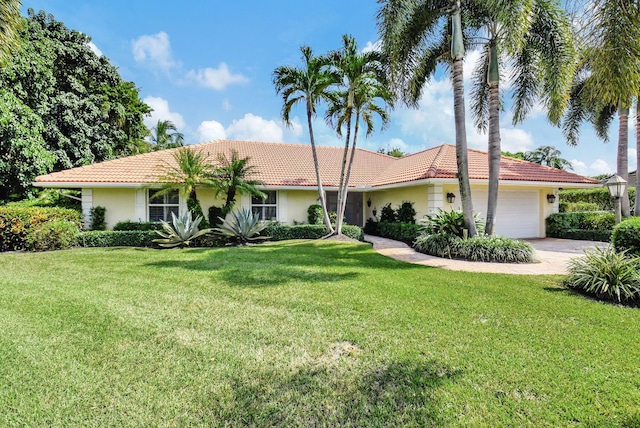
[224,356,460,426]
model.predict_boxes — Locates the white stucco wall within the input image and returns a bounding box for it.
[92,188,137,229]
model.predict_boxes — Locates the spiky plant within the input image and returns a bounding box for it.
[213,208,269,246]
[153,211,210,248]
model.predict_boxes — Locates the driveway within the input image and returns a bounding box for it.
[365,235,609,275]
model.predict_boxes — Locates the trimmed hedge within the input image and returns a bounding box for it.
[262,224,364,241]
[559,187,636,211]
[363,221,420,245]
[546,211,614,242]
[612,217,640,255]
[79,230,158,248]
[414,234,534,263]
[113,221,163,231]
[0,206,83,251]
[559,201,600,213]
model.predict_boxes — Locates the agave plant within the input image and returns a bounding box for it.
[153,211,211,248]
[213,208,269,245]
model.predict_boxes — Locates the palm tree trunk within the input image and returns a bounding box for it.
[618,107,630,217]
[636,107,640,216]
[335,101,354,236]
[307,100,334,234]
[485,41,501,236]
[452,57,477,237]
[338,113,361,233]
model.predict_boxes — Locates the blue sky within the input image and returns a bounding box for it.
[21,1,631,177]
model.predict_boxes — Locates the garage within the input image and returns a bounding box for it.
[471,189,540,238]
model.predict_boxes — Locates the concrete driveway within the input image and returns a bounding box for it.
[365,235,609,275]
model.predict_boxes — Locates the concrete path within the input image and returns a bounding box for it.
[365,235,609,275]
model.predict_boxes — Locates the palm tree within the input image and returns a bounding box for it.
[325,34,392,235]
[0,0,21,66]
[211,150,266,214]
[273,46,338,234]
[378,0,478,237]
[523,146,573,171]
[470,0,575,235]
[150,120,184,151]
[155,147,216,225]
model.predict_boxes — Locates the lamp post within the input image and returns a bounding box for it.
[606,174,627,224]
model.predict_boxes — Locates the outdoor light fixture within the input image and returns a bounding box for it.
[367,197,372,207]
[446,192,456,204]
[606,174,627,224]
[372,207,377,217]
[546,194,556,204]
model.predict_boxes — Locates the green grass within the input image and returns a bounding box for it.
[1,241,639,426]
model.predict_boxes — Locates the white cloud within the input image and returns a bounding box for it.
[362,40,382,53]
[288,118,304,138]
[87,41,102,57]
[187,63,249,90]
[590,159,613,175]
[629,148,638,171]
[570,159,589,176]
[222,98,232,111]
[496,128,535,153]
[143,96,185,129]
[227,113,283,142]
[197,120,226,142]
[132,32,176,72]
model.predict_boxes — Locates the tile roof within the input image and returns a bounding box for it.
[35,140,598,187]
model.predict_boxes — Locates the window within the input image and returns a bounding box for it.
[148,189,179,222]
[251,191,277,220]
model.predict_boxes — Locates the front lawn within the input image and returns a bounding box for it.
[1,241,639,426]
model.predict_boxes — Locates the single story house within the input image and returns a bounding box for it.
[34,140,599,238]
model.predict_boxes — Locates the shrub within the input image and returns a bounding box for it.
[559,187,636,211]
[420,209,484,238]
[0,206,83,251]
[379,203,396,223]
[396,201,416,223]
[213,208,268,245]
[154,212,211,248]
[377,222,420,244]
[364,218,379,235]
[79,230,157,247]
[262,224,364,241]
[559,201,600,212]
[89,206,106,230]
[563,247,640,305]
[612,217,640,256]
[113,221,163,231]
[25,220,79,251]
[546,212,614,242]
[307,204,323,225]
[208,206,226,228]
[414,234,534,263]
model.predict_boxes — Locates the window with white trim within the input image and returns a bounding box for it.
[148,189,179,222]
[251,191,277,221]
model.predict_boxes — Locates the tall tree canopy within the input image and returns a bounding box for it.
[0,9,151,200]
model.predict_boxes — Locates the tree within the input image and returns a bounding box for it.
[523,146,573,170]
[273,46,337,234]
[150,120,184,151]
[0,9,151,199]
[211,150,266,214]
[155,147,216,225]
[470,0,574,235]
[377,147,405,158]
[378,0,478,237]
[326,35,392,235]
[0,0,21,65]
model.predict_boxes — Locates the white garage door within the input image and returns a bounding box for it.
[471,190,540,238]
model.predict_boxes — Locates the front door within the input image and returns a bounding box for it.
[327,192,363,227]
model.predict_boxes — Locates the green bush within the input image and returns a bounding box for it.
[113,221,163,231]
[414,234,534,263]
[25,220,79,251]
[563,247,640,305]
[208,206,226,228]
[89,206,106,230]
[559,187,636,211]
[395,201,416,223]
[262,224,364,241]
[559,201,600,212]
[379,203,396,223]
[79,230,157,247]
[612,217,640,255]
[364,218,379,235]
[420,208,484,238]
[377,222,420,244]
[0,206,83,251]
[307,204,323,225]
[546,211,614,242]
[212,208,267,246]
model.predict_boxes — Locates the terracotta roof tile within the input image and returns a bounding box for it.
[35,140,598,187]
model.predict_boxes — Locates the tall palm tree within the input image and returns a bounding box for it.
[326,34,391,235]
[211,149,266,214]
[150,120,184,151]
[378,0,478,237]
[155,147,216,224]
[523,146,573,171]
[470,0,575,235]
[0,0,21,66]
[273,46,338,234]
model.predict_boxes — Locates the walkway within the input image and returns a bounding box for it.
[365,235,609,275]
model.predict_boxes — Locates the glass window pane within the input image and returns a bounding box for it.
[149,206,164,222]
[264,207,276,220]
[167,190,179,204]
[149,189,162,203]
[251,194,264,204]
[265,191,276,204]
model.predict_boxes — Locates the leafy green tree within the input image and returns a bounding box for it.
[0,9,151,199]
[501,151,525,160]
[377,147,405,158]
[273,46,338,234]
[378,0,478,237]
[0,0,21,65]
[211,150,266,214]
[150,120,184,151]
[325,35,393,235]
[523,146,573,171]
